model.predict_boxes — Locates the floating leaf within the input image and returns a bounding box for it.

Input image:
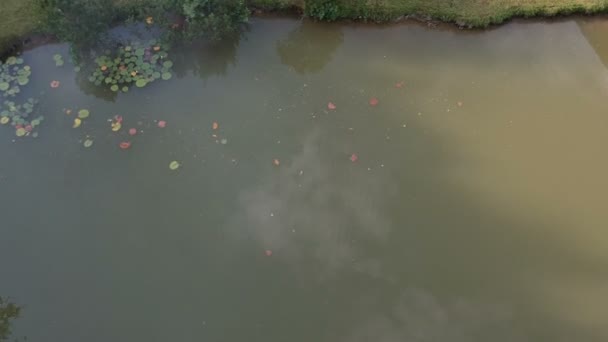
[0,82,9,91]
[73,118,82,128]
[273,159,280,166]
[78,109,90,119]
[74,66,81,72]
[128,128,137,136]
[265,250,273,256]
[169,161,180,170]
[112,121,122,132]
[369,97,379,107]
[0,117,9,125]
[50,80,60,88]
[161,72,172,81]
[110,85,119,92]
[15,128,26,137]
[157,120,166,128]
[327,102,336,110]
[135,79,147,87]
[83,139,94,148]
[162,61,173,68]
[212,122,218,130]
[122,86,129,92]
[119,141,131,149]
[350,154,358,162]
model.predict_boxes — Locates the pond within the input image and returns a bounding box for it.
[1,17,608,342]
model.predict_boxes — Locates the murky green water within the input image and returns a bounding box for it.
[1,17,608,342]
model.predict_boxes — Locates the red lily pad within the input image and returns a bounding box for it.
[265,250,273,256]
[129,128,137,136]
[369,97,379,107]
[50,80,60,88]
[157,120,167,128]
[350,154,358,162]
[115,115,123,123]
[327,102,336,110]
[25,125,33,132]
[119,141,131,149]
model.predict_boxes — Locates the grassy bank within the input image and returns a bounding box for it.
[250,0,608,25]
[2,0,608,54]
[0,0,41,54]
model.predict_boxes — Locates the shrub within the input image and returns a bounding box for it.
[35,0,116,48]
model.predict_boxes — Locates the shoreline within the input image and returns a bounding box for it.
[2,0,608,57]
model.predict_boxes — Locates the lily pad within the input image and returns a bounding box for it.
[0,117,9,125]
[122,86,129,92]
[78,109,90,119]
[73,118,82,128]
[162,61,173,68]
[169,161,180,170]
[110,85,119,92]
[135,79,147,88]
[161,72,172,81]
[111,121,122,132]
[15,128,26,137]
[0,82,9,91]
[83,139,94,148]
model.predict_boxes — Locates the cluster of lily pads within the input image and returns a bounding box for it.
[53,54,64,67]
[0,57,31,97]
[88,40,174,93]
[0,98,44,138]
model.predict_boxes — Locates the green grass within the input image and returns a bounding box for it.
[2,0,608,54]
[0,0,40,54]
[249,0,608,25]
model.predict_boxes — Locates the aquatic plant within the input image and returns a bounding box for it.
[0,297,21,341]
[53,54,64,66]
[0,57,31,98]
[88,40,174,92]
[0,98,44,138]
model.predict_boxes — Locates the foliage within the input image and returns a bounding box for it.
[0,297,20,341]
[176,0,249,41]
[87,40,174,92]
[35,0,116,48]
[1,98,44,138]
[53,54,64,66]
[305,0,340,21]
[0,57,31,97]
[0,56,42,138]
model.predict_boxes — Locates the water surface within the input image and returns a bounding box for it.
[1,17,608,342]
